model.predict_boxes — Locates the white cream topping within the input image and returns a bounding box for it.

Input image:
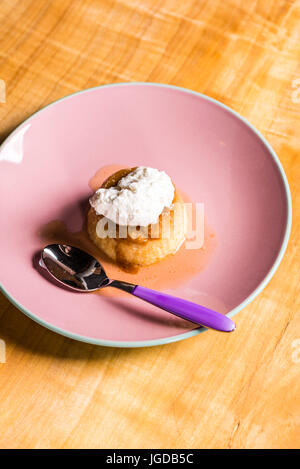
[89,166,175,226]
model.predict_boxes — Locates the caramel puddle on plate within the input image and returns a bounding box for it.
[38,165,217,297]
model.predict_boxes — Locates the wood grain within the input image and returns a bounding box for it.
[0,0,299,449]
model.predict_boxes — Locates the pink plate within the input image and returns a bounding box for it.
[0,83,291,347]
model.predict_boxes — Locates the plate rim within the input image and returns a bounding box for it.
[0,82,292,348]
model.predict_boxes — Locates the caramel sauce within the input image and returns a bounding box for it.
[38,165,217,296]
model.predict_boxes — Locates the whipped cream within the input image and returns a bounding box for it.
[89,166,175,226]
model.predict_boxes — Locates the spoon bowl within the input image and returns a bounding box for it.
[42,244,110,291]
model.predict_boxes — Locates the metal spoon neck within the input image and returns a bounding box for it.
[109,279,136,294]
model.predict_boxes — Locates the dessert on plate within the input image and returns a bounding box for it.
[87,166,187,270]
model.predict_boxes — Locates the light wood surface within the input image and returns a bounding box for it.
[0,0,299,449]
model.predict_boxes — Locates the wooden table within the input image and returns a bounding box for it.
[0,0,299,449]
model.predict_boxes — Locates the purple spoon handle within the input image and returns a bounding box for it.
[132,286,235,332]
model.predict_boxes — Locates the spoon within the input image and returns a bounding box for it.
[41,244,236,332]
